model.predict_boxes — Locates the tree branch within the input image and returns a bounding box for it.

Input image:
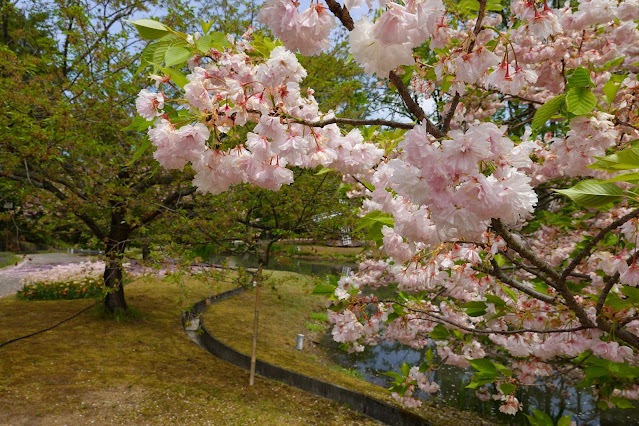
[323,0,442,138]
[487,259,557,304]
[298,116,416,130]
[136,186,197,228]
[562,208,639,281]
[440,0,488,134]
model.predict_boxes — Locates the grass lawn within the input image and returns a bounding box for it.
[205,270,493,426]
[0,252,21,269]
[0,274,377,425]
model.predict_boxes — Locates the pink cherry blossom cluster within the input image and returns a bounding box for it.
[136,43,383,194]
[258,0,336,56]
[374,121,537,241]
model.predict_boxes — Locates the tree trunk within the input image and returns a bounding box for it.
[103,210,131,314]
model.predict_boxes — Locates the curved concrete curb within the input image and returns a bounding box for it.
[182,287,430,426]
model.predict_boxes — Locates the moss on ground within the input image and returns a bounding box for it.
[0,274,378,425]
[203,270,494,426]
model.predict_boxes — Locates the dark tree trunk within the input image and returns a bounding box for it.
[142,241,150,260]
[103,209,131,314]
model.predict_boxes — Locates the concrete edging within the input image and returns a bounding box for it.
[182,287,430,426]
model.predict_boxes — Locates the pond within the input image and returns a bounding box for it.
[207,253,357,278]
[211,252,639,425]
[324,338,639,425]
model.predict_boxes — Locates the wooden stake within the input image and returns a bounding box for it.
[249,266,262,386]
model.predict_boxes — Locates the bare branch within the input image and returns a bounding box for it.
[440,0,488,134]
[487,259,557,304]
[562,208,639,281]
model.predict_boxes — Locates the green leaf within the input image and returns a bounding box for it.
[588,147,639,172]
[164,46,192,67]
[382,371,403,380]
[200,19,214,35]
[596,57,625,72]
[127,19,169,40]
[160,67,188,88]
[315,167,334,176]
[196,31,232,53]
[425,348,434,363]
[601,172,639,184]
[359,178,375,192]
[429,324,449,340]
[136,42,157,74]
[499,283,518,302]
[499,382,516,395]
[150,37,178,67]
[525,409,554,426]
[400,362,410,377]
[554,179,624,208]
[567,67,593,88]
[494,253,507,267]
[611,396,635,409]
[557,416,572,426]
[485,294,507,309]
[122,115,155,132]
[356,210,394,246]
[532,94,565,131]
[386,312,399,323]
[603,73,627,104]
[468,358,498,375]
[126,139,153,166]
[494,363,514,376]
[441,74,454,93]
[621,286,639,304]
[565,87,597,115]
[312,283,337,295]
[462,301,487,317]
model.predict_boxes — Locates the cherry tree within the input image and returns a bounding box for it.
[130,0,639,418]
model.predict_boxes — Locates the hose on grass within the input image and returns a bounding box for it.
[0,302,97,349]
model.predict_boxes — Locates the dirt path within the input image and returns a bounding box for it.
[0,253,92,298]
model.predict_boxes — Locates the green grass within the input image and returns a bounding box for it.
[0,274,378,425]
[203,271,493,426]
[305,322,325,333]
[0,252,21,269]
[310,312,329,322]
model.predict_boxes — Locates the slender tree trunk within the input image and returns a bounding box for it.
[103,209,131,313]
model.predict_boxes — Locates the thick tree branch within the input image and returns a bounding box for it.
[298,116,416,130]
[388,71,443,138]
[8,171,106,240]
[491,219,596,331]
[492,219,561,283]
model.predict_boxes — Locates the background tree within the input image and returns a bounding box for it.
[0,1,201,313]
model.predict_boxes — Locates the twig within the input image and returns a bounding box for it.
[562,208,639,281]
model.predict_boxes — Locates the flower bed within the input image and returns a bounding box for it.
[17,261,106,300]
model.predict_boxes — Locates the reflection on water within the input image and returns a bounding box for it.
[324,338,639,425]
[208,253,356,278]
